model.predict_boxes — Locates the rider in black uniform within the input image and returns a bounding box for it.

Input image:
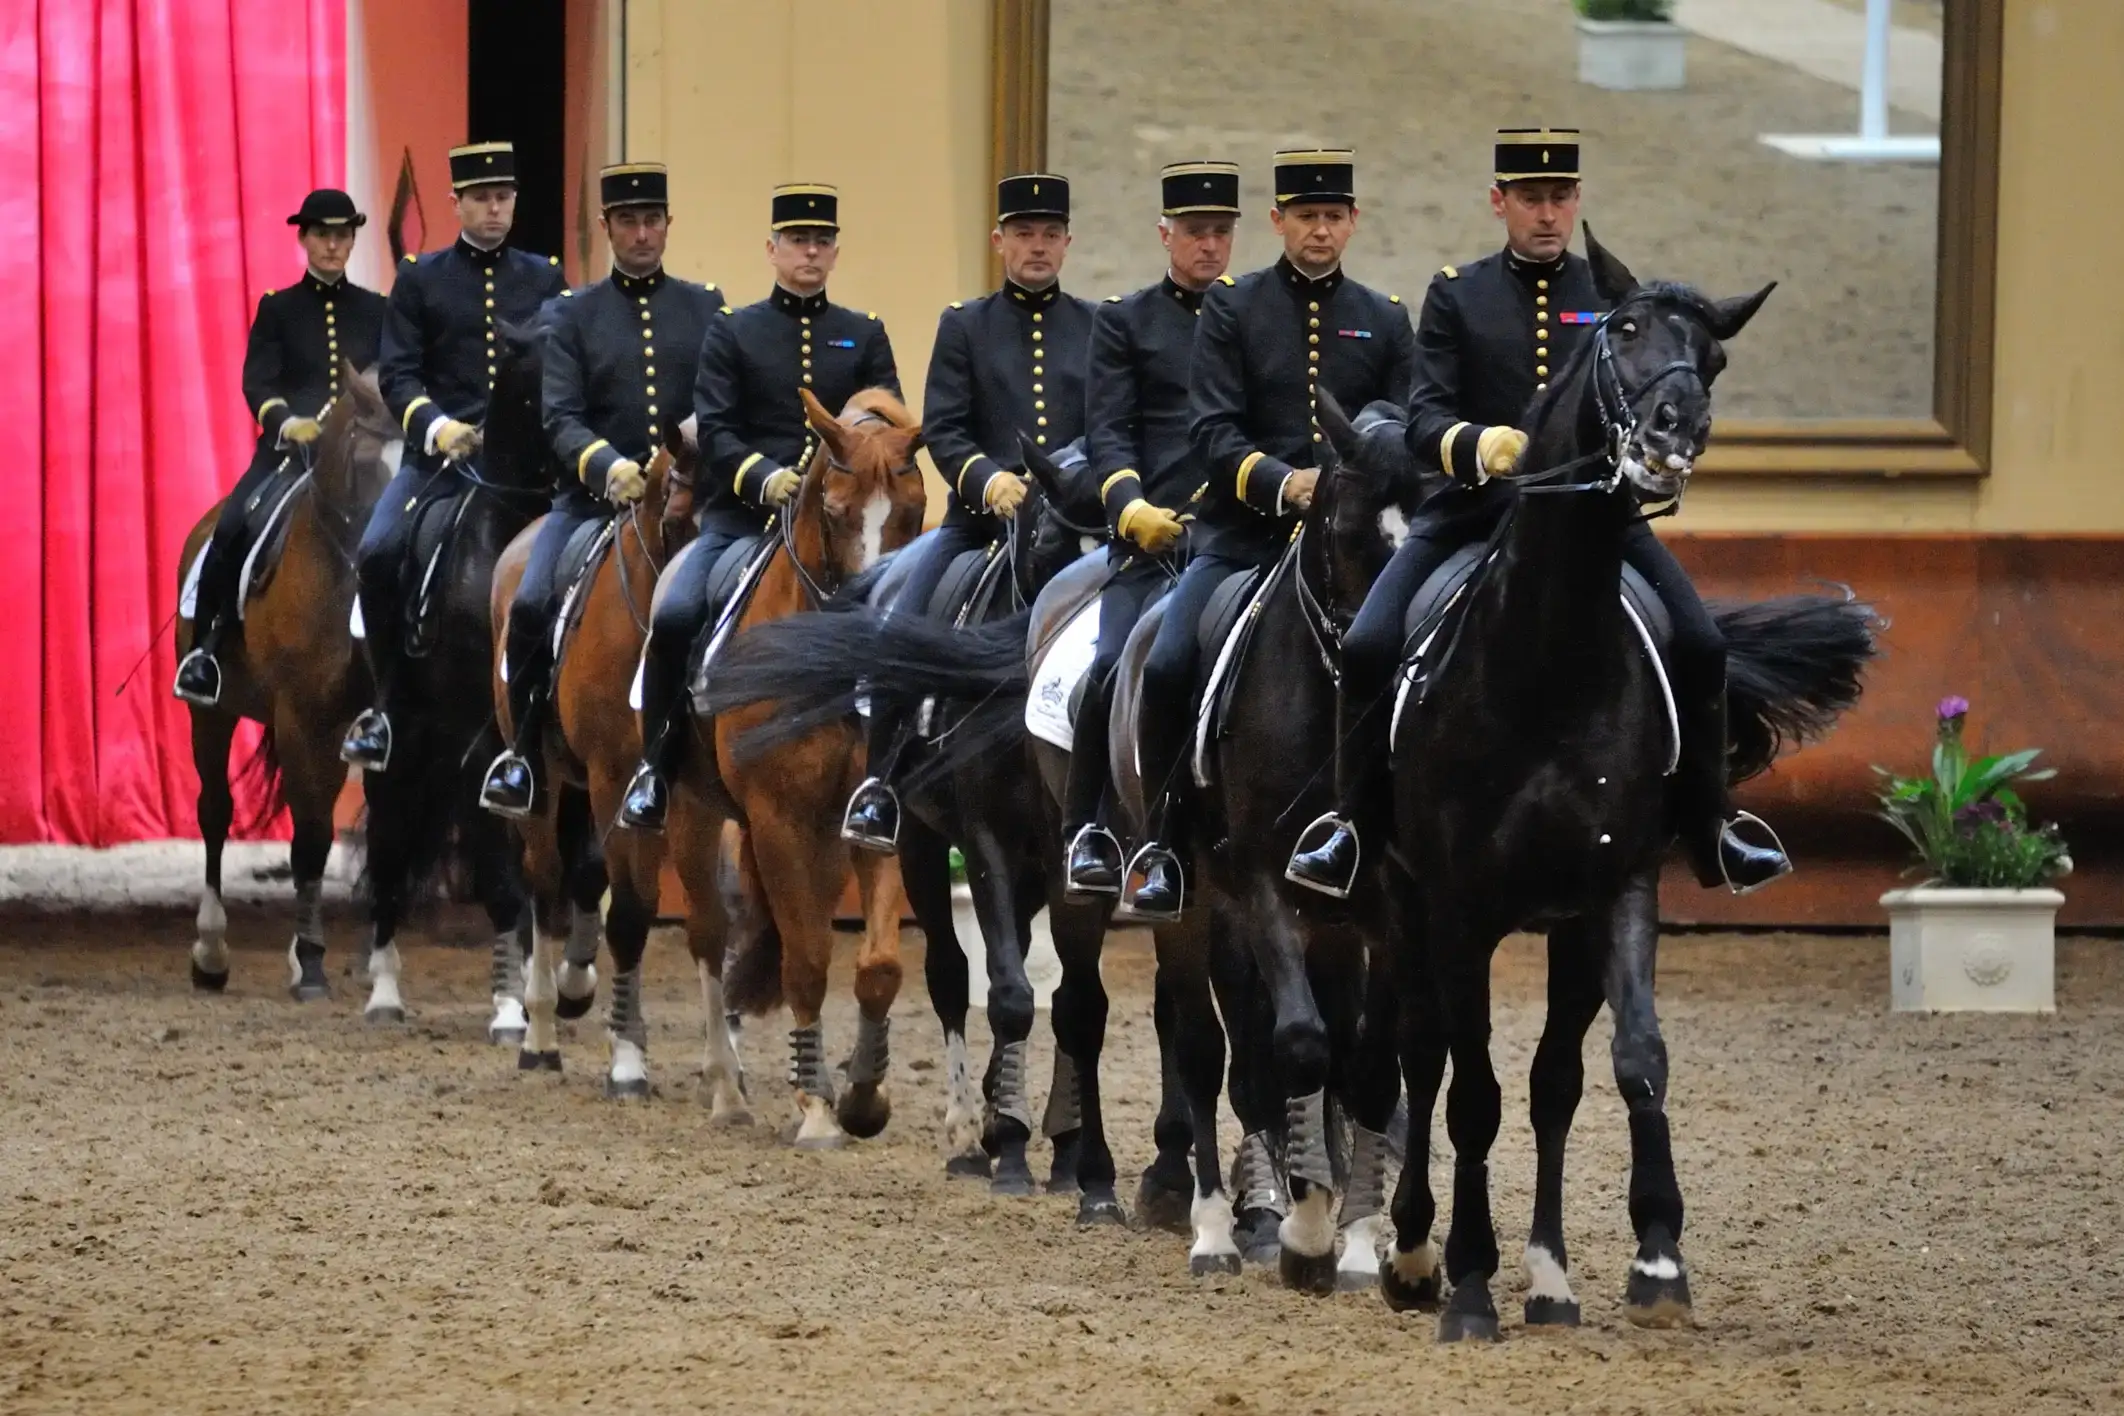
[1059,161,1240,902]
[1284,127,1791,898]
[616,183,899,831]
[175,189,386,708]
[1129,149,1415,917]
[839,173,1095,854]
[340,141,567,771]
[477,162,721,817]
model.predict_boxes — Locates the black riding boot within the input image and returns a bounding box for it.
[618,621,696,832]
[841,705,905,855]
[1284,678,1394,900]
[1122,700,1190,922]
[174,610,227,708]
[479,616,551,819]
[1060,671,1122,899]
[1676,680,1791,893]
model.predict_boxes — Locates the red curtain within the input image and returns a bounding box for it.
[0,0,345,844]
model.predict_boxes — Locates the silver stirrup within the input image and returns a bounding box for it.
[477,750,535,819]
[1284,811,1358,899]
[839,777,899,850]
[1116,842,1183,923]
[1720,809,1793,897]
[1063,824,1123,898]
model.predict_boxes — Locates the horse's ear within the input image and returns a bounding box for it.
[901,422,925,457]
[1313,386,1360,470]
[801,387,851,467]
[1582,223,1640,304]
[1015,430,1066,504]
[1707,280,1778,341]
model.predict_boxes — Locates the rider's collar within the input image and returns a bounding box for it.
[456,233,506,265]
[771,283,830,316]
[614,265,666,294]
[1161,272,1206,313]
[301,268,345,293]
[1004,277,1062,310]
[1503,245,1568,281]
[1277,255,1343,299]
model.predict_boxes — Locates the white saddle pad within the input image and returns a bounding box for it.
[1024,599,1100,751]
[179,543,207,620]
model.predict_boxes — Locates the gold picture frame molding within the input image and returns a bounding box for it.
[991,0,2001,480]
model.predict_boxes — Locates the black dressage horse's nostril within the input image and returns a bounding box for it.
[1654,403,1679,432]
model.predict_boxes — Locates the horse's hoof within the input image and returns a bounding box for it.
[1525,1296,1582,1328]
[489,1027,527,1047]
[944,1152,992,1180]
[1438,1285,1501,1344]
[1378,1258,1443,1313]
[603,1076,651,1101]
[835,1084,891,1140]
[1075,1190,1126,1228]
[1625,1239,1694,1327]
[1189,1251,1242,1278]
[791,1129,848,1151]
[1133,1171,1193,1235]
[289,981,330,1003]
[1045,1169,1082,1198]
[1234,1208,1282,1267]
[517,1049,562,1073]
[190,963,230,993]
[554,992,594,1022]
[990,1171,1036,1199]
[1624,1290,1694,1329]
[1278,1244,1339,1296]
[1335,1264,1379,1294]
[363,1004,406,1025]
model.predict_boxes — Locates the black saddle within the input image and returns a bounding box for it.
[544,516,620,666]
[928,540,1013,625]
[684,532,774,710]
[1401,540,1673,701]
[403,483,475,655]
[1187,561,1272,785]
[229,457,310,613]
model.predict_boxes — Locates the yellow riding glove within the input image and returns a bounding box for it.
[762,467,802,507]
[435,419,480,460]
[985,470,1029,518]
[1118,499,1185,554]
[281,417,323,446]
[1475,425,1528,480]
[604,458,646,505]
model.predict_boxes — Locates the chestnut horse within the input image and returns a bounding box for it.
[488,430,698,1091]
[175,366,401,994]
[667,387,925,1143]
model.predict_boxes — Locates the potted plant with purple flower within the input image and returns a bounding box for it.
[1875,696,2070,1012]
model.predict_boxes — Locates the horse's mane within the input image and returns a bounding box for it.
[843,386,914,430]
[1516,278,1721,437]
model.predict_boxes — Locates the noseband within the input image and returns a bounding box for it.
[1517,294,1708,505]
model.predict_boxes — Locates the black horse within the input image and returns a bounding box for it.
[353,319,551,1027]
[1373,230,1878,1340]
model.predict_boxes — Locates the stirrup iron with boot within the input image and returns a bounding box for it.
[1063,824,1123,900]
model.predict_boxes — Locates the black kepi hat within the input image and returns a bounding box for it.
[287,188,365,229]
[1161,161,1240,216]
[601,162,669,210]
[997,172,1069,223]
[772,183,840,231]
[1494,128,1581,183]
[1272,148,1355,207]
[449,141,517,191]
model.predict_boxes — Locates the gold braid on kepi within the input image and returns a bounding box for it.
[1494,127,1581,184]
[1272,148,1354,206]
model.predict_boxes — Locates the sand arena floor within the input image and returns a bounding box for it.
[1,888,2119,1414]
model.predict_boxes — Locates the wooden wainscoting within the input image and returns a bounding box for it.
[1660,534,2124,927]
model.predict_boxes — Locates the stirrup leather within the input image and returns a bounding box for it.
[1284,811,1359,900]
[1116,842,1184,922]
[1718,809,1792,897]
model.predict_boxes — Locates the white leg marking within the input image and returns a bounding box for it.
[362,944,405,1020]
[1338,1213,1389,1279]
[523,928,563,1058]
[1389,1239,1440,1286]
[942,1031,983,1158]
[698,961,750,1122]
[1631,1253,1682,1281]
[286,938,305,990]
[1525,1242,1576,1302]
[607,1035,649,1094]
[192,889,229,976]
[794,1091,845,1146]
[1278,1187,1337,1259]
[858,495,889,569]
[1190,1188,1241,1265]
[489,994,529,1039]
[557,960,598,1008]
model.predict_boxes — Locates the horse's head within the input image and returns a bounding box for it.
[317,361,403,506]
[796,386,925,585]
[646,417,701,559]
[1559,223,1776,503]
[482,315,560,492]
[1015,433,1110,599]
[1311,388,1432,613]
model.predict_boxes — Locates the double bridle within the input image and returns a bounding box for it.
[781,409,919,608]
[1514,293,1708,505]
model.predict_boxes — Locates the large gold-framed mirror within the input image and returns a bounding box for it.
[995,0,1999,478]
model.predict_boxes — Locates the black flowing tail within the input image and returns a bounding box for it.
[701,606,1035,784]
[1714,590,1881,784]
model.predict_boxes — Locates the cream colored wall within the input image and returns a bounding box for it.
[623,0,2119,535]
[623,0,994,511]
[1688,0,2124,533]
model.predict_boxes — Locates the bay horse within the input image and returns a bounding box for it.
[488,427,698,1090]
[353,319,550,1027]
[701,439,1137,1210]
[665,388,926,1143]
[176,366,401,994]
[1377,230,1877,1339]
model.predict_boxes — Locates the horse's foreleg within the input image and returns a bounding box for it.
[555,786,605,1021]
[837,846,903,1139]
[1243,882,1337,1293]
[1519,917,1607,1329]
[1333,936,1402,1293]
[1134,934,1197,1234]
[189,709,239,992]
[751,807,845,1150]
[1044,886,1120,1226]
[661,795,750,1123]
[965,831,1037,1195]
[509,808,569,1071]
[1435,907,1504,1344]
[1381,932,1445,1315]
[1210,919,1287,1268]
[1605,873,1692,1328]
[1166,917,1238,1277]
[902,819,983,1174]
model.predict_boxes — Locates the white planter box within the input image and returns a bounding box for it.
[951,882,1062,1010]
[1881,886,2063,1013]
[1577,18,1687,91]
